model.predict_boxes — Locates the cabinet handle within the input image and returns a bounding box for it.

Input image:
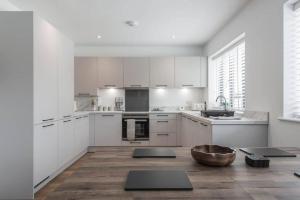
[157,133,169,136]
[104,84,116,87]
[78,93,90,96]
[156,84,168,87]
[182,84,194,87]
[75,117,82,120]
[157,120,169,123]
[42,124,54,128]
[200,123,208,127]
[63,115,71,118]
[130,85,142,87]
[42,118,54,122]
[102,114,114,117]
[157,114,168,117]
[130,141,142,144]
[34,176,49,189]
[191,119,198,123]
[63,120,72,123]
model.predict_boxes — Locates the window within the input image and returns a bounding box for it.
[210,38,246,111]
[284,0,300,119]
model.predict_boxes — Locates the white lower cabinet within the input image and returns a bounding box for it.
[95,114,122,146]
[34,122,58,187]
[150,114,178,146]
[74,115,89,155]
[181,115,211,147]
[58,119,74,168]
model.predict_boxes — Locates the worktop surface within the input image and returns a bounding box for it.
[75,110,269,125]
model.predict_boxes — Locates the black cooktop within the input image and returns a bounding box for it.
[124,170,193,191]
[133,148,176,158]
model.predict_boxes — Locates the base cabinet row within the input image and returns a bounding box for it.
[34,115,89,188]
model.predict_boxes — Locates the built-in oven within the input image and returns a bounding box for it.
[122,114,149,141]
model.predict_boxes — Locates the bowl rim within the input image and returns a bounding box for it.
[191,145,237,156]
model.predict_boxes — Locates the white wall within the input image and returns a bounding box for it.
[75,45,203,57]
[0,11,34,199]
[204,0,300,147]
[0,0,20,11]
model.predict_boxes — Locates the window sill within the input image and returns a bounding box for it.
[278,117,300,123]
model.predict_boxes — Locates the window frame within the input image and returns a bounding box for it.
[208,33,246,111]
[281,0,300,122]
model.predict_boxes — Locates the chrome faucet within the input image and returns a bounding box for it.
[216,95,227,111]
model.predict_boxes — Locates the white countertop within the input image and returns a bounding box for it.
[75,110,269,125]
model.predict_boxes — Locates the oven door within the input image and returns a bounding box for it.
[122,118,149,140]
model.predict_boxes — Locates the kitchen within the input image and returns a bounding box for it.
[1,0,300,199]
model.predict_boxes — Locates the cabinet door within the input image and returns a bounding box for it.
[34,122,58,186]
[150,119,177,133]
[74,115,89,154]
[197,122,211,145]
[74,57,98,96]
[175,57,201,88]
[124,58,150,87]
[81,115,90,149]
[58,32,74,119]
[94,114,122,146]
[34,16,58,124]
[150,133,168,146]
[98,57,124,88]
[200,57,207,87]
[150,57,174,88]
[58,119,74,168]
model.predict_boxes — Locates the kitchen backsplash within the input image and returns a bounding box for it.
[75,88,205,111]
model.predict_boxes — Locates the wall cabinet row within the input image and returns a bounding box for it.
[75,56,207,95]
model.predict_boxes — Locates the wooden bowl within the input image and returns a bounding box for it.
[191,145,236,167]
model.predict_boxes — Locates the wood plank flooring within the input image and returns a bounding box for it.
[35,147,300,200]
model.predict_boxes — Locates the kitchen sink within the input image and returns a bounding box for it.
[201,110,235,118]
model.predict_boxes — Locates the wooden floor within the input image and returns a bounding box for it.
[35,147,300,200]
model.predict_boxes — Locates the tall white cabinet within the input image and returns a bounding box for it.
[34,16,59,124]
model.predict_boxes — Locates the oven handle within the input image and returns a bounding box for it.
[124,119,147,122]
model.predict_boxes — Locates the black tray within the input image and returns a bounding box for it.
[125,170,193,190]
[133,148,176,158]
[240,147,296,157]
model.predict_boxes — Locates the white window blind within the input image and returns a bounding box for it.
[213,41,246,110]
[284,1,300,118]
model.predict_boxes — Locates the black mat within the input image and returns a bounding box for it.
[132,148,176,158]
[124,170,193,191]
[240,147,297,157]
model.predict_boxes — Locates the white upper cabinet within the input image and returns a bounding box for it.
[58,32,74,119]
[124,57,150,87]
[74,57,98,96]
[175,56,202,88]
[150,57,175,88]
[97,57,124,88]
[34,16,59,124]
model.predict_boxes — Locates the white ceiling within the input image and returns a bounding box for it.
[9,0,249,46]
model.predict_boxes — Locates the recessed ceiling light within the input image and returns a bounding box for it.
[125,20,139,27]
[171,35,176,39]
[97,35,102,39]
